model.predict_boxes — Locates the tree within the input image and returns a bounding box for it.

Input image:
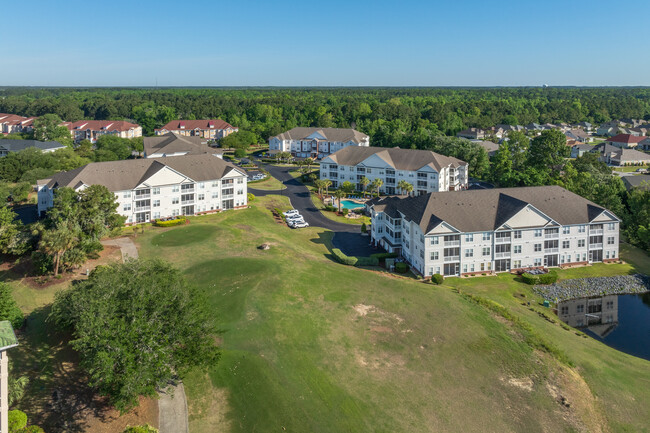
[333,189,345,213]
[39,225,77,276]
[0,206,29,256]
[322,179,332,196]
[398,179,413,196]
[360,176,370,197]
[505,131,530,171]
[32,114,72,146]
[9,182,32,204]
[313,179,325,197]
[234,148,247,158]
[489,144,514,186]
[341,181,354,194]
[0,283,23,328]
[528,129,569,173]
[370,178,383,196]
[49,259,220,413]
[220,130,258,150]
[95,135,132,160]
[304,157,314,174]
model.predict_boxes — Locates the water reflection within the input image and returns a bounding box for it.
[557,293,650,361]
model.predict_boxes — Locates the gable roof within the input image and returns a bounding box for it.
[0,113,36,128]
[63,120,140,132]
[38,154,243,191]
[271,127,368,143]
[326,146,466,171]
[616,148,650,162]
[156,119,236,132]
[607,134,645,144]
[622,175,650,191]
[144,133,215,157]
[370,186,615,234]
[0,139,65,152]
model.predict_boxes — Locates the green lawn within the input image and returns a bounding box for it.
[613,165,649,173]
[129,196,650,433]
[247,176,286,190]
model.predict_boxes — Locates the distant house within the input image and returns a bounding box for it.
[470,139,500,157]
[0,139,66,157]
[63,120,142,144]
[525,123,543,132]
[598,145,650,166]
[576,122,593,132]
[570,144,593,158]
[0,113,36,135]
[606,134,645,149]
[143,133,223,159]
[270,127,369,159]
[565,129,592,144]
[639,137,650,151]
[155,119,238,140]
[622,175,650,191]
[456,128,486,140]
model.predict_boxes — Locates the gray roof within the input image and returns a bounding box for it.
[471,140,500,154]
[38,154,244,191]
[370,186,614,234]
[272,127,368,143]
[0,139,65,152]
[325,146,467,172]
[617,148,650,162]
[144,133,216,157]
[622,175,650,191]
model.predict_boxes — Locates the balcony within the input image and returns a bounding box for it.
[444,256,460,263]
[181,188,195,194]
[444,240,460,247]
[544,248,559,253]
[181,200,194,205]
[544,233,559,239]
[134,193,151,200]
[495,237,511,244]
[222,194,234,199]
[495,252,511,259]
[590,229,603,235]
[134,206,151,212]
[589,243,603,249]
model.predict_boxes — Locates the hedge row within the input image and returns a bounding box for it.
[154,217,187,227]
[370,252,398,260]
[332,249,379,267]
[522,271,558,285]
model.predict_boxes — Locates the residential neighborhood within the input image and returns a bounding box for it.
[62,120,143,143]
[269,127,370,158]
[155,119,238,140]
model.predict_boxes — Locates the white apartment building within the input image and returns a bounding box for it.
[37,154,247,224]
[368,186,619,278]
[321,147,468,194]
[269,127,369,159]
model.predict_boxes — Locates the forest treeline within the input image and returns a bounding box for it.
[1,87,650,142]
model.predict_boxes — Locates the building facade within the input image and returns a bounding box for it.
[63,120,142,143]
[269,127,370,159]
[37,155,247,224]
[320,147,468,194]
[155,119,238,140]
[0,113,35,135]
[368,186,619,278]
[0,140,66,157]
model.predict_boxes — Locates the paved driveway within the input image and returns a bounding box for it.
[249,163,378,257]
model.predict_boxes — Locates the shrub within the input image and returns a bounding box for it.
[370,252,398,260]
[324,205,336,212]
[332,248,357,266]
[355,256,379,266]
[361,223,367,233]
[342,208,349,216]
[123,425,159,433]
[31,251,53,275]
[538,271,558,285]
[395,262,408,273]
[154,217,187,227]
[234,148,247,158]
[521,273,539,285]
[8,410,27,432]
[247,193,255,202]
[431,273,444,285]
[23,426,45,433]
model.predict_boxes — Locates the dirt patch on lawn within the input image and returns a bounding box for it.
[502,376,534,392]
[187,380,233,433]
[353,304,375,316]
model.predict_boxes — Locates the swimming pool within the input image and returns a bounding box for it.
[338,200,366,210]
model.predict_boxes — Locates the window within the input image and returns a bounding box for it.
[123,203,131,211]
[534,243,542,252]
[463,264,468,273]
[562,240,570,249]
[482,247,490,256]
[513,230,522,239]
[560,306,569,315]
[153,200,160,207]
[576,304,584,313]
[237,178,243,184]
[606,301,614,310]
[534,258,542,266]
[198,194,205,200]
[567,254,571,263]
[513,245,521,254]
[172,185,180,192]
[123,191,131,198]
[199,182,205,189]
[578,225,586,233]
[465,234,473,242]
[465,249,474,258]
[482,232,491,241]
[607,223,615,231]
[212,191,219,198]
[237,189,244,195]
[534,229,542,237]
[578,239,585,248]
[153,212,160,219]
[420,235,424,243]
[513,260,521,268]
[562,226,570,235]
[607,236,615,245]
[212,181,219,187]
[153,187,160,195]
[172,197,179,204]
[430,236,439,245]
[430,251,439,260]
[606,250,610,259]
[366,168,372,174]
[435,266,441,274]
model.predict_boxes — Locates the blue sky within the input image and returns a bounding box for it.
[2,0,649,86]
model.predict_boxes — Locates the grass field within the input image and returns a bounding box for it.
[127,195,650,433]
[247,176,286,190]
[612,165,649,173]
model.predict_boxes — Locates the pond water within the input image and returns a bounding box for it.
[557,293,650,361]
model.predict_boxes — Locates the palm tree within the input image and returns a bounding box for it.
[333,189,345,214]
[360,176,370,198]
[314,179,324,197]
[397,179,407,195]
[323,179,332,196]
[39,226,77,276]
[304,157,314,174]
[403,181,413,197]
[371,178,383,197]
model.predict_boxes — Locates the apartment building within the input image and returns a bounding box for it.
[155,119,238,140]
[269,127,369,159]
[0,139,66,157]
[0,113,35,135]
[143,133,224,159]
[63,120,142,143]
[368,186,619,278]
[320,147,468,194]
[37,154,247,224]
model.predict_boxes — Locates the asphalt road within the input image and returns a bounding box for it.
[249,163,378,257]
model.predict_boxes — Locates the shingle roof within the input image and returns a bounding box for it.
[607,134,645,144]
[371,186,614,234]
[38,154,244,191]
[144,133,216,156]
[156,119,236,132]
[0,139,65,152]
[617,148,650,162]
[326,146,467,171]
[272,127,368,143]
[622,175,650,191]
[64,120,140,132]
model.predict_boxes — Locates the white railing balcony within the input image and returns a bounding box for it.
[181,188,195,193]
[181,200,194,205]
[544,233,559,239]
[134,193,151,200]
[444,241,460,247]
[589,243,603,249]
[134,206,151,212]
[495,252,511,259]
[545,248,559,253]
[495,237,511,244]
[222,194,234,199]
[590,229,603,235]
[444,256,460,262]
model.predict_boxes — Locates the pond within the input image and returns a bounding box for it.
[557,293,650,361]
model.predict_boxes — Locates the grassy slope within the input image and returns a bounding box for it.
[133,196,650,433]
[247,176,286,190]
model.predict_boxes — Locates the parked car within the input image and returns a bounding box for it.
[286,216,305,224]
[290,221,309,228]
[283,209,300,217]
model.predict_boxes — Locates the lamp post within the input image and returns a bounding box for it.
[0,321,19,433]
